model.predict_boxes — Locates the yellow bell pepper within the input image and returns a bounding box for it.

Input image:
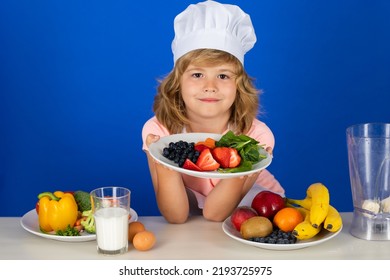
[37,191,78,233]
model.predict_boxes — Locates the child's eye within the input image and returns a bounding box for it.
[218,74,230,80]
[191,73,203,78]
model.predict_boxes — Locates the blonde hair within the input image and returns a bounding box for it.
[153,49,261,134]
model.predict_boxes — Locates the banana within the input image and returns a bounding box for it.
[292,207,322,240]
[293,206,309,219]
[306,183,330,228]
[324,205,343,232]
[286,197,312,210]
[289,198,342,232]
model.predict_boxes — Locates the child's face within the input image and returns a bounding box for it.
[180,63,237,121]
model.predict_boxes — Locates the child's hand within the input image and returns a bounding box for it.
[146,134,160,148]
[146,134,175,172]
[239,170,262,179]
[266,147,273,156]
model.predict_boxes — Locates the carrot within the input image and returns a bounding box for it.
[195,137,216,149]
[73,225,84,232]
[75,216,87,226]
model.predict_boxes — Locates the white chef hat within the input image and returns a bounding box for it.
[171,0,257,65]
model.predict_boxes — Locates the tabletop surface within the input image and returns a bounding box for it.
[1,212,389,260]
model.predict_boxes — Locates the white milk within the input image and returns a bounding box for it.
[94,207,128,252]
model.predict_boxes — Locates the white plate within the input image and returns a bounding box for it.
[222,217,342,251]
[20,208,138,242]
[149,133,272,179]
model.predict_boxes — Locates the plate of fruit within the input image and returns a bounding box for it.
[148,131,272,179]
[222,185,343,251]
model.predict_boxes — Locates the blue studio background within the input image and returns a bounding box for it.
[1,0,389,217]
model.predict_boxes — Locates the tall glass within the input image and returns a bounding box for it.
[90,186,131,254]
[346,123,390,240]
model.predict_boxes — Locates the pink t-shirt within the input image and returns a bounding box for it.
[142,116,285,208]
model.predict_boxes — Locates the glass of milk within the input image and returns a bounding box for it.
[90,186,131,255]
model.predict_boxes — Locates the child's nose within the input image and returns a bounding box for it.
[204,88,216,93]
[203,80,217,93]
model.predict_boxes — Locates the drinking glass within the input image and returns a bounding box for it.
[90,186,131,254]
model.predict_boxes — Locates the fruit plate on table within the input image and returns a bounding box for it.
[20,208,138,242]
[222,217,342,251]
[148,133,272,179]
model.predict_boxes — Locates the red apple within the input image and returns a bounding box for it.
[251,191,286,219]
[230,206,258,231]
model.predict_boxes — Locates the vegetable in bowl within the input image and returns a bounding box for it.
[73,190,92,212]
[215,131,267,173]
[80,210,96,234]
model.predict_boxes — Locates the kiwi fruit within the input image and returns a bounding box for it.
[240,216,273,239]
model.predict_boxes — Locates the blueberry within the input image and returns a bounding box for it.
[162,140,199,168]
[248,229,297,245]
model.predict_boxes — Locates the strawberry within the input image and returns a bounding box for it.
[228,148,241,168]
[182,159,202,171]
[211,147,241,168]
[194,144,209,153]
[196,148,220,171]
[211,147,231,168]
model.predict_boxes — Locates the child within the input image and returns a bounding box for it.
[142,1,284,223]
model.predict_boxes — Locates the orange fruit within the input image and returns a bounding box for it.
[133,230,156,251]
[273,207,304,232]
[128,221,146,242]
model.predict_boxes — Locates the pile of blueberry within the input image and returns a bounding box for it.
[162,141,200,167]
[249,229,297,244]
